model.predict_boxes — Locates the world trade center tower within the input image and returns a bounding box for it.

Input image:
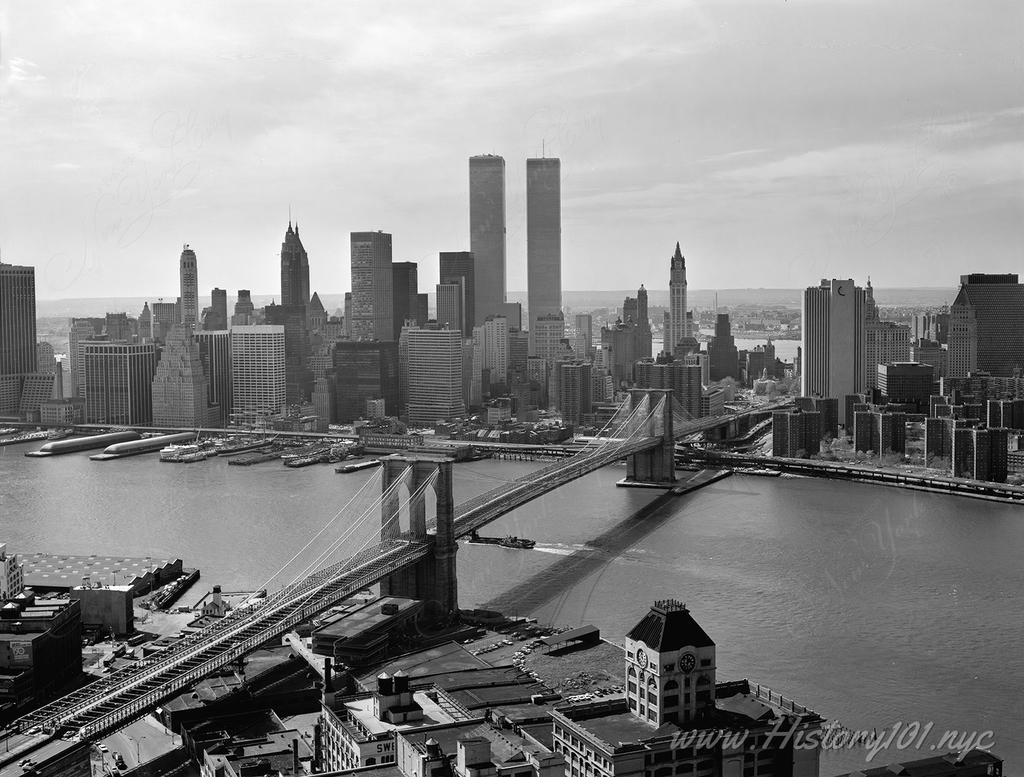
[527,157,562,350]
[469,155,506,324]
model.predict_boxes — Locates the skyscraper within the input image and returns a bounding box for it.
[405,327,465,425]
[556,361,593,427]
[205,288,228,331]
[230,325,286,425]
[232,290,254,326]
[526,157,561,352]
[151,325,211,427]
[264,302,313,405]
[179,245,199,327]
[280,222,310,315]
[332,341,399,421]
[83,342,158,425]
[350,231,394,341]
[948,273,1024,377]
[0,263,38,377]
[708,314,739,381]
[802,279,867,425]
[436,282,465,336]
[195,329,232,427]
[668,243,688,355]
[0,263,38,416]
[439,251,476,335]
[392,261,420,337]
[469,155,506,323]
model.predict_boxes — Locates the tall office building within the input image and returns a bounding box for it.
[0,263,38,414]
[864,282,910,389]
[556,361,593,427]
[708,314,739,381]
[477,316,509,386]
[635,354,703,421]
[405,328,465,425]
[469,155,506,323]
[151,326,211,428]
[179,245,199,327]
[532,313,565,364]
[801,279,867,425]
[139,302,153,340]
[83,342,158,425]
[574,313,593,359]
[205,288,228,331]
[69,319,103,398]
[264,302,313,404]
[948,273,1024,377]
[668,243,688,355]
[195,330,232,427]
[230,326,286,425]
[439,252,475,336]
[350,231,394,341]
[232,290,255,326]
[152,302,177,341]
[526,157,561,351]
[0,263,38,378]
[435,282,465,335]
[105,312,132,342]
[332,341,399,421]
[280,222,310,316]
[392,261,420,337]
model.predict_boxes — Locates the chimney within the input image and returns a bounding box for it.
[323,658,334,692]
[291,739,299,774]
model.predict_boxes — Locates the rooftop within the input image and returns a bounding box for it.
[341,689,457,739]
[21,553,181,590]
[626,601,715,652]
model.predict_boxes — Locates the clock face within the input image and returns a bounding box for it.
[636,649,647,668]
[679,652,696,673]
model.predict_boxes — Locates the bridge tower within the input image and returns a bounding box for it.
[624,388,676,486]
[379,455,459,621]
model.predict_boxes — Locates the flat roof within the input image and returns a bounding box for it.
[344,689,456,737]
[314,597,420,642]
[540,625,599,646]
[356,641,490,686]
[573,709,672,749]
[403,720,550,765]
[22,553,181,589]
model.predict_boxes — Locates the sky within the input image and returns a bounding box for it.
[1,1,1022,300]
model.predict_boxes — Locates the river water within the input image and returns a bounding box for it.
[1,445,1021,772]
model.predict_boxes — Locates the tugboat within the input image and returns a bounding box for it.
[467,531,536,550]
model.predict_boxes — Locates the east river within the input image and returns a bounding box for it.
[1,445,1022,772]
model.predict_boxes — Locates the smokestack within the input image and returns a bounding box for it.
[324,658,334,692]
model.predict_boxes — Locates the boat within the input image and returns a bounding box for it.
[46,429,72,440]
[467,532,536,550]
[160,444,208,463]
[336,459,382,474]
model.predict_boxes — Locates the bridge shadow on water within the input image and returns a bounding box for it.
[479,477,703,616]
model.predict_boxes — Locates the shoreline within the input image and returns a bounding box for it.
[688,451,1024,505]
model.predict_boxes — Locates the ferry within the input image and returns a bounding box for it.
[467,532,536,550]
[160,444,208,463]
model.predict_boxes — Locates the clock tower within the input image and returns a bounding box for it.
[624,600,716,726]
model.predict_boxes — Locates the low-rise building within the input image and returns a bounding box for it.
[551,601,820,777]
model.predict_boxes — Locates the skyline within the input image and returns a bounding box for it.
[2,2,1022,300]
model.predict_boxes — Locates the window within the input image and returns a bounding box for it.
[664,680,679,690]
[628,682,638,694]
[629,698,637,710]
[664,695,678,707]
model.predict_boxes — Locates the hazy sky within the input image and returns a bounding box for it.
[2,1,1021,300]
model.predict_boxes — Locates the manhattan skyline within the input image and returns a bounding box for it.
[2,2,1021,300]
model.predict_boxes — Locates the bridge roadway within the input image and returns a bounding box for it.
[2,400,791,756]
